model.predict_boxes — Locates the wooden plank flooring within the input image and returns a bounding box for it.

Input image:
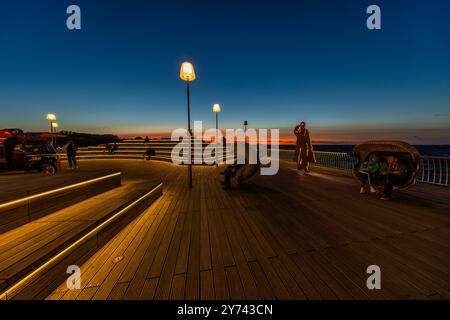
[0,181,159,292]
[48,161,450,300]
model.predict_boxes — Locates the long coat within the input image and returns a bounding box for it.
[294,127,312,168]
[294,127,311,149]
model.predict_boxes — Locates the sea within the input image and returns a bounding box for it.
[279,145,450,157]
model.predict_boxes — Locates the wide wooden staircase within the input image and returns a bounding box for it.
[61,138,235,165]
[0,169,162,300]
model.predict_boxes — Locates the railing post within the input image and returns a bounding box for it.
[420,159,424,182]
[432,159,436,184]
[446,159,449,186]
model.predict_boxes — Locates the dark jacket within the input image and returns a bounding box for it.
[380,162,408,178]
[294,127,311,149]
[66,143,78,156]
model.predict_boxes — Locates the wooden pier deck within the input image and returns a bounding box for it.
[41,159,450,300]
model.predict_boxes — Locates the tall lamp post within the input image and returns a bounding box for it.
[212,104,221,167]
[46,113,57,145]
[180,62,196,189]
[244,120,248,131]
[52,122,59,148]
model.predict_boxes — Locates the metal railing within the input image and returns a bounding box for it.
[313,151,355,172]
[279,149,355,173]
[419,156,450,186]
[279,149,450,187]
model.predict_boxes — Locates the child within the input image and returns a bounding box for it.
[358,153,382,194]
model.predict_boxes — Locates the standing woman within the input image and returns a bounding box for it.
[294,121,313,172]
[65,140,78,169]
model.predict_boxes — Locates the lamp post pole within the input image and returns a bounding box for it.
[46,114,57,146]
[216,113,218,138]
[50,120,53,139]
[212,104,221,167]
[52,123,59,148]
[216,112,219,167]
[180,61,196,189]
[187,80,193,189]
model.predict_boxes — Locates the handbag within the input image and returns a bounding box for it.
[307,148,316,163]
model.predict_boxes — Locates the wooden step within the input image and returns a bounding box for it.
[83,145,211,150]
[0,169,122,234]
[59,155,236,166]
[0,180,162,300]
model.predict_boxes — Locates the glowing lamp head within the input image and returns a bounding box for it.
[180,62,196,81]
[52,122,59,128]
[212,104,221,113]
[46,113,56,121]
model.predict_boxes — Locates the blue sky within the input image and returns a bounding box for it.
[1,0,449,143]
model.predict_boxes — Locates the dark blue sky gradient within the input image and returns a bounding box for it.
[1,0,449,143]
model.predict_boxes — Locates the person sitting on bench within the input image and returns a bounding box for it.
[358,153,382,194]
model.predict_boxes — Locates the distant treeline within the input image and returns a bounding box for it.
[57,131,121,147]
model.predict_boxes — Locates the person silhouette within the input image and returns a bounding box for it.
[293,121,313,172]
[65,140,78,169]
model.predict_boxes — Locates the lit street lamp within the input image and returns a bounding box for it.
[46,113,56,132]
[213,103,221,166]
[180,61,196,188]
[46,113,57,145]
